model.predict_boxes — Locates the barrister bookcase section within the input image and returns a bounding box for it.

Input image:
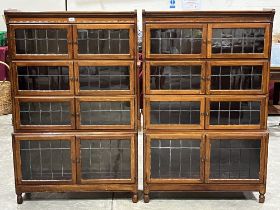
[143,10,274,203]
[5,11,138,204]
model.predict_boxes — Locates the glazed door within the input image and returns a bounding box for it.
[145,24,207,59]
[205,96,267,130]
[15,97,75,130]
[75,61,135,95]
[145,61,206,95]
[207,23,270,58]
[76,96,135,130]
[10,24,73,60]
[73,24,135,59]
[76,134,136,184]
[14,134,76,185]
[13,61,74,96]
[205,132,268,184]
[206,61,268,95]
[145,95,205,130]
[145,133,204,183]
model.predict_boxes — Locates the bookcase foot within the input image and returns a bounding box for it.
[144,193,150,203]
[132,192,138,203]
[17,193,23,204]
[259,193,265,203]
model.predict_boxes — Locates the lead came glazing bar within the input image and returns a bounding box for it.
[20,140,72,181]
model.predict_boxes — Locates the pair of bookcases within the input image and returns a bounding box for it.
[5,10,274,204]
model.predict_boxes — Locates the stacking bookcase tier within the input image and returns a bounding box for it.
[12,132,138,195]
[5,11,139,204]
[142,10,274,204]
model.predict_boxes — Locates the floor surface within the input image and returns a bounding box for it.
[0,114,280,210]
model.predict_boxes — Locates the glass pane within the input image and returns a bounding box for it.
[211,65,262,90]
[77,29,130,54]
[212,28,265,54]
[150,65,201,90]
[150,101,200,125]
[79,66,130,91]
[210,139,261,179]
[80,101,131,125]
[17,66,70,91]
[15,28,68,54]
[20,140,72,180]
[80,139,131,179]
[150,28,203,54]
[19,102,71,125]
[151,139,200,179]
[210,101,261,125]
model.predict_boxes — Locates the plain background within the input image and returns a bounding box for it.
[0,0,280,34]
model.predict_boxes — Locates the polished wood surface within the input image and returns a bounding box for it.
[6,11,138,204]
[142,10,274,203]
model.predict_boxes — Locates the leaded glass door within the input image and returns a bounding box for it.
[206,61,268,95]
[145,95,205,129]
[73,24,135,59]
[10,24,73,59]
[205,96,266,129]
[14,134,76,184]
[75,61,134,95]
[208,23,270,58]
[13,61,74,96]
[15,97,75,130]
[146,61,206,94]
[146,24,207,59]
[76,96,135,130]
[205,132,267,183]
[76,134,136,183]
[145,133,204,183]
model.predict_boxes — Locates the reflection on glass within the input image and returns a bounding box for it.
[151,139,200,178]
[150,28,203,54]
[20,140,72,180]
[19,102,71,125]
[79,66,130,91]
[150,65,201,90]
[150,101,200,124]
[17,66,70,91]
[80,139,131,179]
[210,101,261,125]
[210,139,260,179]
[80,101,131,125]
[211,65,262,90]
[15,29,68,54]
[78,29,129,54]
[212,28,265,54]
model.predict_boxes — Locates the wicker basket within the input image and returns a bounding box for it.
[0,61,11,115]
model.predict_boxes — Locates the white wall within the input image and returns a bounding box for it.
[67,0,280,34]
[0,0,65,31]
[1,0,280,34]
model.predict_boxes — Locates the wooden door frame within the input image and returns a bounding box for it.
[145,133,205,184]
[13,134,77,185]
[9,24,73,60]
[144,95,205,130]
[73,24,135,60]
[205,132,268,184]
[14,96,75,130]
[74,60,135,95]
[75,134,136,184]
[207,23,270,59]
[205,95,267,130]
[145,23,207,59]
[145,60,206,95]
[75,96,135,130]
[12,61,75,96]
[206,60,268,95]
